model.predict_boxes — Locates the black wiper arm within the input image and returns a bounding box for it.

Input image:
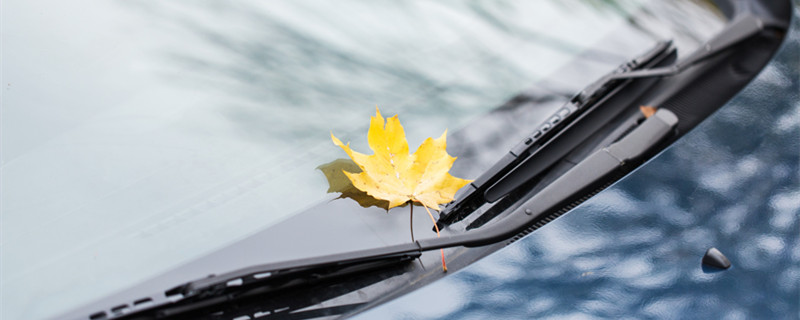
[420,109,678,248]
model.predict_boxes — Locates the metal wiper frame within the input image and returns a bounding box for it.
[74,1,791,319]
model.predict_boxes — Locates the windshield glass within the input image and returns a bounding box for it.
[1,1,724,319]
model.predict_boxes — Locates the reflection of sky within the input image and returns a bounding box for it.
[1,1,689,319]
[356,8,800,319]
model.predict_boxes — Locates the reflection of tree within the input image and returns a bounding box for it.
[464,0,629,64]
[123,1,591,146]
[429,15,800,320]
[570,0,728,45]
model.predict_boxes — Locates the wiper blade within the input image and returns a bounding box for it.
[435,40,677,228]
[109,247,420,319]
[167,247,420,303]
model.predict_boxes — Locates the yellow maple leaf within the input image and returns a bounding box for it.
[331,107,472,211]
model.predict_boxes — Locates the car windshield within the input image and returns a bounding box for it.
[1,1,725,319]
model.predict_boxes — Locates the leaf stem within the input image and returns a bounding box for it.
[409,202,415,243]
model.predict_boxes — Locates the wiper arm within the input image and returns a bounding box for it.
[86,13,783,319]
[435,40,677,228]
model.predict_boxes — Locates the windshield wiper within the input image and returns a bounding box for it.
[105,107,677,320]
[86,12,785,319]
[102,45,681,320]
